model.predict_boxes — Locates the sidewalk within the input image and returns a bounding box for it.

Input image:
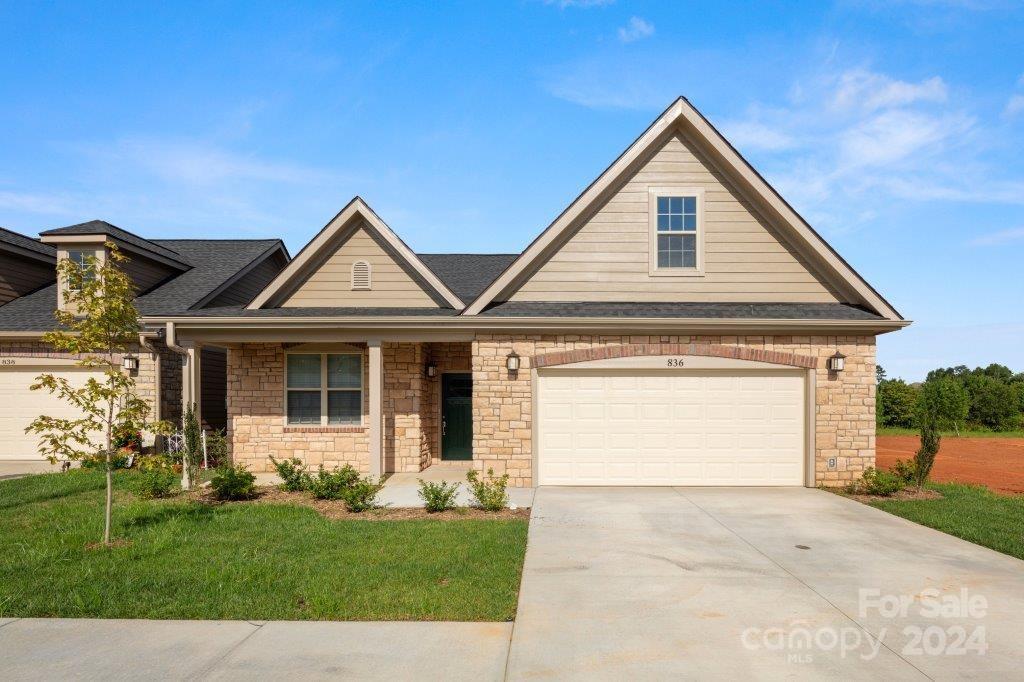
[0,618,512,681]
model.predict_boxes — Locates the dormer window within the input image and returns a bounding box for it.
[66,249,98,290]
[649,187,704,276]
[351,260,371,290]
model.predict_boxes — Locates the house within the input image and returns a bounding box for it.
[0,222,289,457]
[0,98,907,486]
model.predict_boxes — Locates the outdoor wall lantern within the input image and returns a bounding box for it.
[122,355,139,371]
[425,362,437,378]
[506,350,521,373]
[827,351,846,373]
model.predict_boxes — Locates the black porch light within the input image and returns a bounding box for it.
[425,361,437,378]
[827,351,846,372]
[506,350,521,373]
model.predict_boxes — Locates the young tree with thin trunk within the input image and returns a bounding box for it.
[26,243,171,545]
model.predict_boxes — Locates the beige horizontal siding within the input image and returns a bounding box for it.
[282,224,437,308]
[508,133,843,304]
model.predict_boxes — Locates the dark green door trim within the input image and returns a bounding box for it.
[441,372,473,461]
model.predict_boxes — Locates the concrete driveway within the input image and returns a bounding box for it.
[508,487,1024,680]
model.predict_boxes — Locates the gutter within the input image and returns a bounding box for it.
[145,315,911,335]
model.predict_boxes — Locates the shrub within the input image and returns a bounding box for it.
[341,476,385,512]
[210,463,256,501]
[205,429,229,468]
[418,479,460,512]
[113,422,143,452]
[271,456,312,492]
[889,458,917,485]
[846,467,904,496]
[131,468,179,499]
[81,451,132,470]
[913,419,941,489]
[466,468,509,511]
[308,465,360,500]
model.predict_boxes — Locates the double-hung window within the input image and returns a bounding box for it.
[650,188,702,274]
[286,353,363,426]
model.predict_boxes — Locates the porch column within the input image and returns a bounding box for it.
[368,340,383,477]
[182,344,201,425]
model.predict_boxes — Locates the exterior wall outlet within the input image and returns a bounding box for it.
[827,457,837,470]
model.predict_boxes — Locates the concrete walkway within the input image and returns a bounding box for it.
[508,487,1024,680]
[0,619,512,681]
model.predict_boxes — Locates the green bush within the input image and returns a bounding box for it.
[271,456,311,492]
[205,429,229,468]
[112,422,143,452]
[81,451,132,470]
[889,459,917,485]
[913,419,941,488]
[466,468,509,511]
[418,480,460,512]
[130,468,179,499]
[308,465,360,500]
[341,477,385,513]
[964,375,1018,431]
[846,467,904,497]
[210,463,256,501]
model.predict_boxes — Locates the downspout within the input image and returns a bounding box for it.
[165,322,192,419]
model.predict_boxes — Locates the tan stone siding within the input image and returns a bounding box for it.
[472,334,876,487]
[227,343,371,473]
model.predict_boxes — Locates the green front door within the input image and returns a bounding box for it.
[441,372,473,461]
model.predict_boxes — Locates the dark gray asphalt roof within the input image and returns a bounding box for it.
[136,240,283,315]
[165,306,459,318]
[417,253,517,303]
[0,239,283,330]
[40,220,190,267]
[476,302,885,320]
[0,227,55,258]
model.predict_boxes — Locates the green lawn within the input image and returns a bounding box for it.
[0,470,528,621]
[878,426,1024,438]
[870,483,1024,560]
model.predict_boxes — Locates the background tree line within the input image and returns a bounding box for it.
[877,363,1024,432]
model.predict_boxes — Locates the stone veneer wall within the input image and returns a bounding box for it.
[472,334,876,487]
[228,342,439,474]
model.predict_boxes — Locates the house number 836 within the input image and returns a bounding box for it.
[666,358,685,367]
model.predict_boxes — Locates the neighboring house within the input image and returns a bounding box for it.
[0,221,289,460]
[0,98,908,486]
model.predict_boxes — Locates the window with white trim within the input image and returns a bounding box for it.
[655,195,698,269]
[286,353,363,426]
[351,260,371,290]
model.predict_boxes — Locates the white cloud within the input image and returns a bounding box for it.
[830,69,947,113]
[969,226,1024,246]
[617,17,654,44]
[837,109,972,168]
[1003,94,1024,119]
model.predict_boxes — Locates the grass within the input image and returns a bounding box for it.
[0,470,529,621]
[870,482,1024,560]
[878,426,1024,438]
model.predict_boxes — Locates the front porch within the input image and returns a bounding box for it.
[216,340,475,476]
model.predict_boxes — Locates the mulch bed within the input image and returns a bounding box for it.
[847,487,945,504]
[192,486,531,521]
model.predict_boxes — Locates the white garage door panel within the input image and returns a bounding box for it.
[538,371,805,486]
[0,367,104,460]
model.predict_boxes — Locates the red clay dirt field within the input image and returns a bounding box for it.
[877,435,1024,495]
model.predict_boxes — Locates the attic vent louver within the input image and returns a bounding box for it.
[351,260,371,290]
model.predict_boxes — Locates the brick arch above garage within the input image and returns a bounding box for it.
[531,343,818,370]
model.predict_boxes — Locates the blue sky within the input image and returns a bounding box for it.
[1,1,1022,380]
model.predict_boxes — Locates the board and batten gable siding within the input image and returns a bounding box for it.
[207,250,289,308]
[0,252,54,305]
[280,223,438,308]
[506,132,844,304]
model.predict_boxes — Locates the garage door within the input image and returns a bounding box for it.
[537,370,806,486]
[0,366,105,460]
